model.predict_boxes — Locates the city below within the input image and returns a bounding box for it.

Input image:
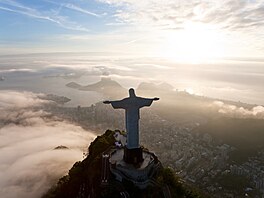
[24,93,264,198]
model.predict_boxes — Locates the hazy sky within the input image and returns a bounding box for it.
[1,0,264,61]
[0,0,264,105]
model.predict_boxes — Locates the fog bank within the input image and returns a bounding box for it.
[212,100,264,119]
[0,91,96,198]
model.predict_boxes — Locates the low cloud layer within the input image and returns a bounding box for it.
[0,91,48,109]
[212,100,264,119]
[0,91,96,198]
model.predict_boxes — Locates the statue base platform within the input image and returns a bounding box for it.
[123,147,143,165]
[109,148,160,189]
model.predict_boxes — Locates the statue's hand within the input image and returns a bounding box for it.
[153,97,159,101]
[103,100,111,104]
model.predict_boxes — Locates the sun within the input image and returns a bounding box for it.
[158,22,226,63]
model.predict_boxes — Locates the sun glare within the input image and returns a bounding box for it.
[185,88,195,95]
[158,22,226,63]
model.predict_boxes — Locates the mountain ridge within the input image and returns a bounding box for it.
[42,130,205,198]
[66,77,127,98]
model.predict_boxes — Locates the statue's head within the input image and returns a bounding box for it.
[129,88,136,97]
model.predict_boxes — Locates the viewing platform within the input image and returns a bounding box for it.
[108,148,161,189]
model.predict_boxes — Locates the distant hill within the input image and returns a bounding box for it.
[66,77,127,98]
[80,77,124,91]
[137,82,174,92]
[66,82,82,89]
[54,145,69,150]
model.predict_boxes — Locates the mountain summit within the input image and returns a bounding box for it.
[66,77,126,97]
[42,130,203,198]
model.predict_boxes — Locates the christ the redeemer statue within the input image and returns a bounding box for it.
[103,88,159,150]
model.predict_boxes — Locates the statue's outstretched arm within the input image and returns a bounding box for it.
[103,99,127,109]
[138,97,159,107]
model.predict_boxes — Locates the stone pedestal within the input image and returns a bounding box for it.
[123,146,143,164]
[109,148,161,189]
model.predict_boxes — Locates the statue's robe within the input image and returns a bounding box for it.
[110,96,154,149]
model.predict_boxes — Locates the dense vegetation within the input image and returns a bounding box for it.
[42,130,116,198]
[42,130,205,198]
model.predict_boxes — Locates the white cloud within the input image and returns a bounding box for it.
[0,91,48,109]
[91,0,264,58]
[0,90,96,198]
[211,100,264,119]
[134,63,171,69]
[98,0,264,31]
[0,68,35,73]
[0,121,95,198]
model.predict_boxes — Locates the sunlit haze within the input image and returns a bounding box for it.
[1,0,264,105]
[1,0,264,58]
[1,1,264,198]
